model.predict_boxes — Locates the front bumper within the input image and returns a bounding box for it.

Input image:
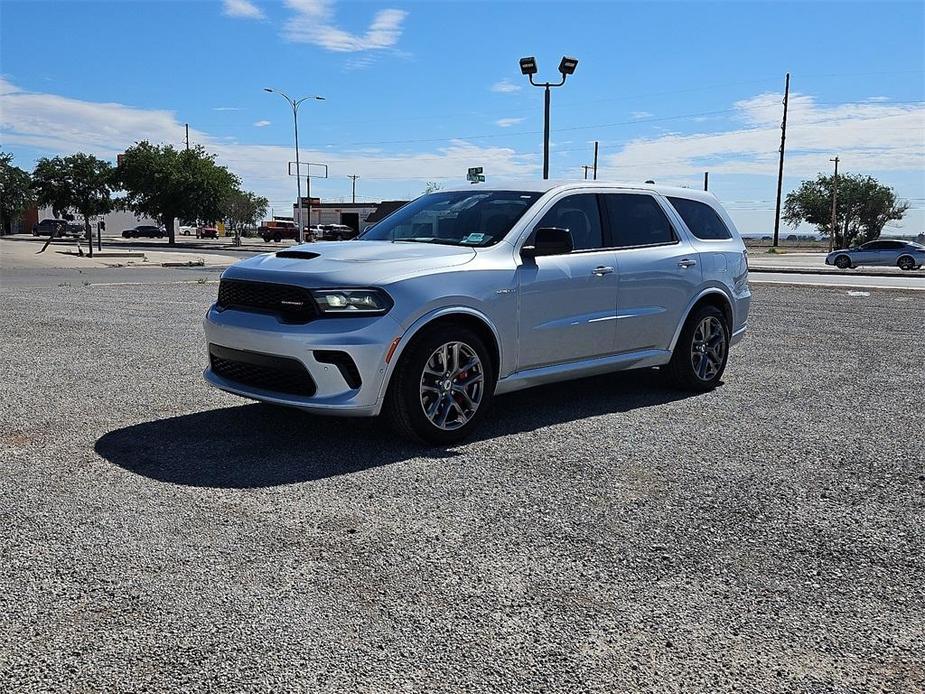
[202,304,403,417]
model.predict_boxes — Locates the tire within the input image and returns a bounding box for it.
[666,305,729,391]
[834,255,851,269]
[385,324,495,445]
[897,255,915,271]
[273,233,281,243]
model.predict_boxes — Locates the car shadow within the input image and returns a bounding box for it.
[95,370,701,488]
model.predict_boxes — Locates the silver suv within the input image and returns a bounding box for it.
[203,182,751,443]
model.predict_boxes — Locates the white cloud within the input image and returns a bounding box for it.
[495,117,524,128]
[213,106,244,111]
[602,91,925,181]
[253,120,271,127]
[630,111,653,120]
[490,79,522,94]
[223,0,264,20]
[282,0,407,53]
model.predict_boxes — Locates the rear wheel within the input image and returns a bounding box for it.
[385,325,495,445]
[666,305,729,391]
[898,255,916,271]
[834,255,852,269]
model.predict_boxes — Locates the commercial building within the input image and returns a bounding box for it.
[292,199,407,234]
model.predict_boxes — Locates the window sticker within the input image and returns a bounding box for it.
[463,233,486,244]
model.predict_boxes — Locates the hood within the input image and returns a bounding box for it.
[222,240,477,286]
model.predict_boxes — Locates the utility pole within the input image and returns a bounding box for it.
[347,174,359,203]
[829,156,839,252]
[772,72,790,247]
[703,171,709,191]
[582,165,592,180]
[185,123,190,151]
[592,141,599,180]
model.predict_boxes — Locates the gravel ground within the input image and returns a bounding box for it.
[1,280,923,692]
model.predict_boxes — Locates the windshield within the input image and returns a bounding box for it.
[359,190,542,247]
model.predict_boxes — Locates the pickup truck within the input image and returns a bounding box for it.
[32,219,83,237]
[258,221,298,242]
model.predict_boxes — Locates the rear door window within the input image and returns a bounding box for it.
[667,196,732,240]
[603,194,676,247]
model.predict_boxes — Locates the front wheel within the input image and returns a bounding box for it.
[666,305,729,391]
[834,255,852,269]
[385,325,495,445]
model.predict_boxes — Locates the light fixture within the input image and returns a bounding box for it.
[519,57,538,76]
[558,56,578,76]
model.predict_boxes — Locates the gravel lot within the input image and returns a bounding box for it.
[1,279,923,692]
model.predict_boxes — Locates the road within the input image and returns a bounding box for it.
[1,280,923,692]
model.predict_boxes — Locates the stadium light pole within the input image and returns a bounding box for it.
[519,56,578,180]
[264,88,325,243]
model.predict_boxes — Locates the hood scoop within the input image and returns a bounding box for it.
[275,250,320,260]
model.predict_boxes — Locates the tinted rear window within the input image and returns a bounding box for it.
[603,194,676,247]
[667,196,732,240]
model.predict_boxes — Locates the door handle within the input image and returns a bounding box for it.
[592,266,614,276]
[678,258,697,268]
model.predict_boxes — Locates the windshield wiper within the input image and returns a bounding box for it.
[392,237,465,246]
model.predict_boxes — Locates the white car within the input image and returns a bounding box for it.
[203,181,751,443]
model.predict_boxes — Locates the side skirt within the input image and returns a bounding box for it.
[494,349,672,395]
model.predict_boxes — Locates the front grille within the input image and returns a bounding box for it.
[209,344,316,396]
[217,279,317,323]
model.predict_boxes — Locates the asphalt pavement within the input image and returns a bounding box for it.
[1,279,923,692]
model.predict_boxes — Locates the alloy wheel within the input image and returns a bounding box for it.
[690,316,726,382]
[419,341,484,430]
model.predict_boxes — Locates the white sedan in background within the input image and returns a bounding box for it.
[826,240,925,270]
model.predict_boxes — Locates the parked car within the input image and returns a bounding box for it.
[316,223,358,241]
[196,226,219,239]
[258,220,298,242]
[204,182,751,444]
[179,225,196,236]
[826,240,925,270]
[122,225,165,239]
[32,219,68,236]
[63,222,86,238]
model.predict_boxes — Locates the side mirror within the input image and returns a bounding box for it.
[521,227,573,258]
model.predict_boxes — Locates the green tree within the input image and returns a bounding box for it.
[31,153,115,240]
[784,173,910,247]
[224,188,269,244]
[0,151,34,234]
[115,142,239,245]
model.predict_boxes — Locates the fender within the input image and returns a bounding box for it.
[373,305,504,408]
[667,286,734,353]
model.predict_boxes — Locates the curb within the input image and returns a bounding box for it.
[749,265,919,278]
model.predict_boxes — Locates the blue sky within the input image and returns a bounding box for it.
[2,0,923,233]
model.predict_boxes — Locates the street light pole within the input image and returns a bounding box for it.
[829,156,839,252]
[264,88,325,243]
[520,56,578,180]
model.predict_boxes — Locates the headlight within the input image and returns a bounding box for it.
[310,288,393,315]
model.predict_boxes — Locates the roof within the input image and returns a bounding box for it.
[365,200,409,224]
[441,179,719,203]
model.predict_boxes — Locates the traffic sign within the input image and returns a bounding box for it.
[467,166,484,183]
